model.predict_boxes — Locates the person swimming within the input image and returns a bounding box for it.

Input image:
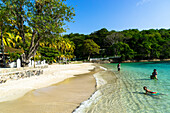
[143,86,156,94]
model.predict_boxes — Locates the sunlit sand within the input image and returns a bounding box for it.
[0,63,95,102]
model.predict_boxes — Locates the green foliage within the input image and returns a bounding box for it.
[37,36,75,63]
[9,52,21,61]
[64,33,86,59]
[39,46,59,63]
[64,28,170,61]
[112,42,135,60]
[89,28,111,48]
[0,0,75,65]
[83,39,100,60]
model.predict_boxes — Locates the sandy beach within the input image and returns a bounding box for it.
[0,63,101,113]
[0,63,95,103]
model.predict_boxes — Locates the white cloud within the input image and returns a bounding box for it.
[136,0,151,6]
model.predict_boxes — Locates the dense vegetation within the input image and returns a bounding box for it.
[0,0,75,65]
[64,28,170,61]
[0,0,170,65]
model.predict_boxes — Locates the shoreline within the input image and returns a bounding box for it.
[74,60,170,113]
[73,65,108,113]
[0,63,95,103]
[90,58,170,64]
[0,63,103,113]
[120,58,170,63]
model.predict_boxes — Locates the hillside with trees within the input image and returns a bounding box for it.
[1,0,170,65]
[64,28,170,61]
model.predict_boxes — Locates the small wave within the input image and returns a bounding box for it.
[96,66,108,88]
[94,72,107,89]
[73,68,108,113]
[73,90,103,113]
[99,66,107,71]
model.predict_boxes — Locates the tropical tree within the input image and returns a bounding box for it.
[0,0,75,66]
[38,37,75,63]
[64,28,170,61]
[64,33,86,59]
[83,39,100,60]
[161,41,170,58]
[112,42,135,60]
[2,32,23,48]
[89,28,111,48]
[104,32,124,46]
[0,5,10,67]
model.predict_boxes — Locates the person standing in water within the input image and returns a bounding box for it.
[151,69,158,80]
[117,63,121,71]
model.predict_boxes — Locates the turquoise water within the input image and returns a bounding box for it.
[74,61,170,113]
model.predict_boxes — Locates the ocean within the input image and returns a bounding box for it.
[74,61,170,113]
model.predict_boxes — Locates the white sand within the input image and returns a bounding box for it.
[0,63,94,102]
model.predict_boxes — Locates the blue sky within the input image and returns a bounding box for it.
[65,0,170,34]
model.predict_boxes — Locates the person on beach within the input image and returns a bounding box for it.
[143,86,156,94]
[117,63,121,71]
[150,69,158,80]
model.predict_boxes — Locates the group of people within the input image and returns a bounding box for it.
[117,63,158,79]
[116,63,158,94]
[144,69,158,94]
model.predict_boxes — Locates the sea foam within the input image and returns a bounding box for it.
[73,66,107,113]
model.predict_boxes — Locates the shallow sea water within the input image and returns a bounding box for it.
[74,61,170,113]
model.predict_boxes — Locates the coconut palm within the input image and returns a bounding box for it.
[38,36,75,63]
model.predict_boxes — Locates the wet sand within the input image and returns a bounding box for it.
[0,63,94,102]
[0,67,100,113]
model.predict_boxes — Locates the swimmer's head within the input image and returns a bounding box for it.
[154,69,156,71]
[143,86,147,90]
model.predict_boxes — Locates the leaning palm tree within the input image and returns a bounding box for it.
[3,32,22,48]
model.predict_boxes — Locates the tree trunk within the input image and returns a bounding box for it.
[21,53,29,67]
[88,54,91,61]
[1,25,6,67]
[21,32,40,67]
[21,45,39,67]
